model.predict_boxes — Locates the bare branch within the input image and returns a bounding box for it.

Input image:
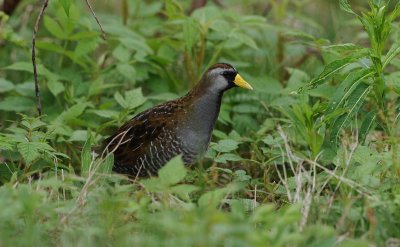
[32,0,49,117]
[84,0,106,40]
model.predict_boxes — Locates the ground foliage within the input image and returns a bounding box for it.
[0,0,400,246]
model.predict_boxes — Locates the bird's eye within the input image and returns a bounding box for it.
[222,70,237,81]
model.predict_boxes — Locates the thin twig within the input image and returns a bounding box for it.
[32,0,49,117]
[84,0,106,40]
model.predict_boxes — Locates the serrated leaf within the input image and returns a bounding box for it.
[158,155,186,186]
[0,78,15,92]
[339,0,356,15]
[17,142,54,164]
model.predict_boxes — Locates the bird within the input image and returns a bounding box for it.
[104,63,253,177]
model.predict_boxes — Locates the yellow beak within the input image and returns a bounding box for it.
[233,74,253,90]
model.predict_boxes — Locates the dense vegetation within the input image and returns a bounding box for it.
[1,0,400,246]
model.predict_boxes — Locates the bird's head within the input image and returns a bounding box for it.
[199,63,253,93]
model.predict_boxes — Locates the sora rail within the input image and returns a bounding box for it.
[104,63,253,177]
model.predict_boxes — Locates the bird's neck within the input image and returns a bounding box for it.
[183,88,223,135]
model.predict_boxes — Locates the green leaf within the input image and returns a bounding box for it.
[327,68,374,115]
[116,63,136,81]
[114,92,127,108]
[231,32,258,50]
[198,187,228,209]
[0,96,34,112]
[68,130,88,142]
[47,80,65,96]
[81,136,92,174]
[56,102,90,123]
[212,139,239,153]
[183,18,200,52]
[17,142,54,164]
[141,177,166,192]
[74,38,99,57]
[339,0,357,15]
[383,42,400,69]
[0,78,15,92]
[125,88,146,109]
[330,83,371,143]
[98,153,114,174]
[43,16,67,39]
[301,56,357,92]
[170,184,199,201]
[17,142,40,164]
[358,110,376,144]
[59,0,70,17]
[214,153,242,163]
[158,155,186,186]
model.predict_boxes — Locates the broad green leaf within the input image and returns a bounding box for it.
[330,83,371,143]
[327,68,374,114]
[81,136,92,174]
[74,38,99,57]
[112,45,131,62]
[158,155,186,186]
[68,130,88,142]
[212,139,239,153]
[301,56,357,92]
[43,16,67,39]
[114,91,127,108]
[358,110,376,144]
[125,88,146,109]
[117,63,136,81]
[56,102,90,123]
[0,96,34,112]
[47,80,65,96]
[0,78,15,92]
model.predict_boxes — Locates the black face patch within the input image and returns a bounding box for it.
[222,70,237,82]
